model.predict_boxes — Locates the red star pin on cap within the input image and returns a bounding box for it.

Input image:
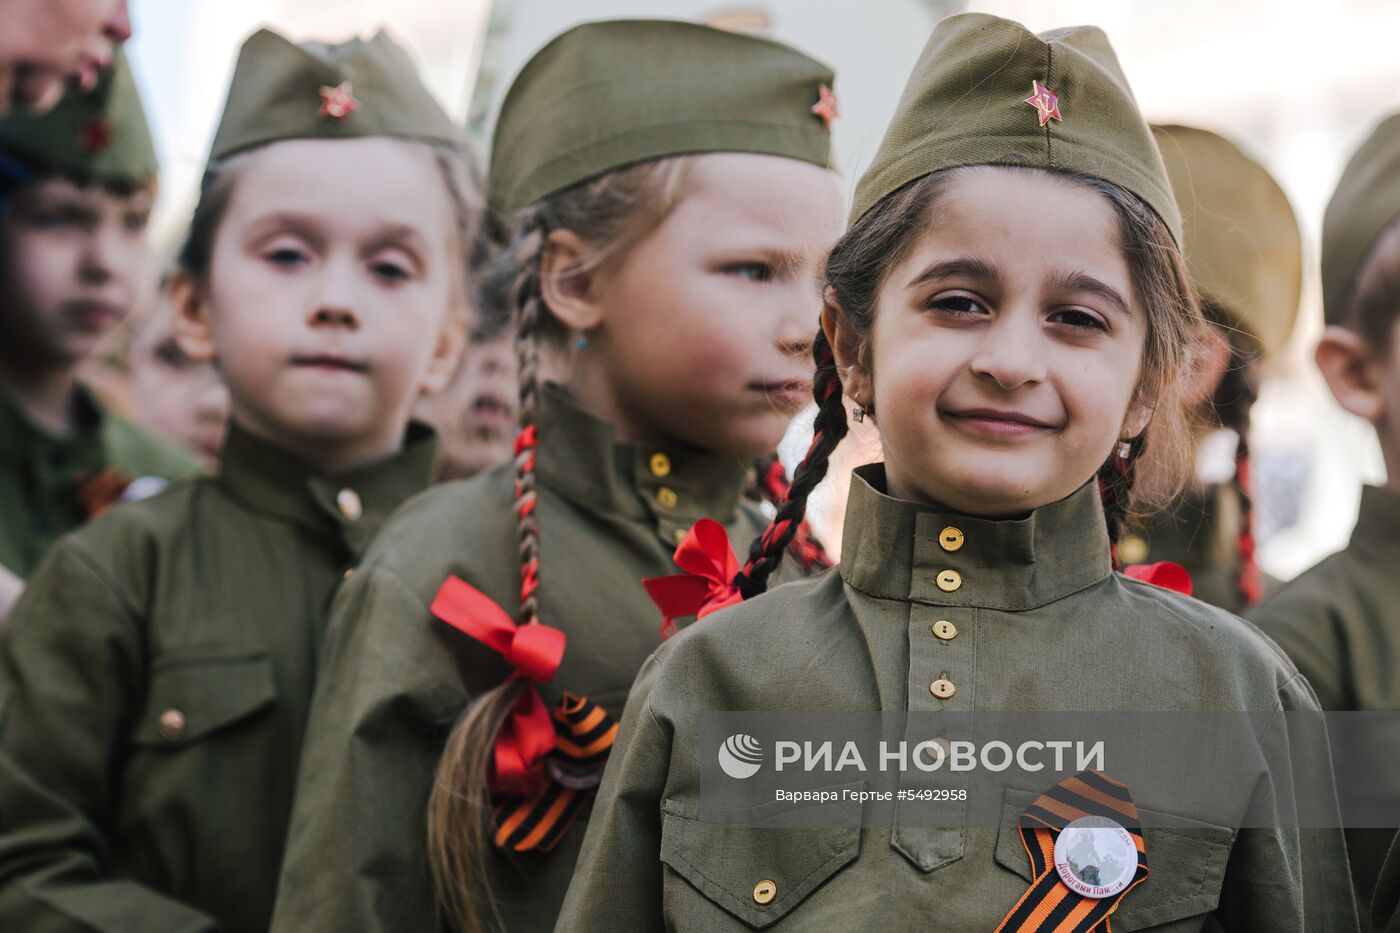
[318,82,359,122]
[1025,80,1062,127]
[79,118,113,153]
[811,84,839,131]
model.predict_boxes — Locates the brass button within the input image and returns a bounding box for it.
[936,569,962,592]
[159,708,186,740]
[939,526,965,552]
[1119,534,1149,566]
[656,487,678,510]
[930,678,956,700]
[753,879,777,905]
[673,528,687,545]
[932,619,958,640]
[336,488,363,521]
[649,452,672,478]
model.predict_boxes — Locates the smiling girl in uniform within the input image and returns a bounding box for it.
[558,14,1357,932]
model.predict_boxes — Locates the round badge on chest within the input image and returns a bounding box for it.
[1053,816,1137,898]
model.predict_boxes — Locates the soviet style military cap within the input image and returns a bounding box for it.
[488,19,837,220]
[1153,124,1303,357]
[851,13,1180,245]
[208,28,460,162]
[0,49,156,184]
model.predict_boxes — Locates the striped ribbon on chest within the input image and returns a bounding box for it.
[491,693,618,852]
[996,770,1149,933]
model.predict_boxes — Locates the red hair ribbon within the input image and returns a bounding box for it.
[1123,561,1193,596]
[430,574,565,795]
[643,519,744,639]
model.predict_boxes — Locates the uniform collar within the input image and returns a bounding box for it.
[0,382,109,470]
[534,383,751,547]
[1351,485,1400,552]
[839,463,1113,610]
[216,418,437,555]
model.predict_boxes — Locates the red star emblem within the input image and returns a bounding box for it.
[1024,80,1062,127]
[79,118,113,153]
[811,84,839,130]
[318,82,359,122]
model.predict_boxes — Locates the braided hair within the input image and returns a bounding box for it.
[427,158,691,933]
[730,165,1201,600]
[1206,308,1264,606]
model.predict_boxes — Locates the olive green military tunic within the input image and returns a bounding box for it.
[1122,483,1254,614]
[270,385,793,932]
[0,420,435,933]
[0,384,198,577]
[558,464,1359,931]
[1249,484,1400,916]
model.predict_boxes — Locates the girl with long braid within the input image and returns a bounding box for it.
[271,20,843,933]
[1117,124,1305,613]
[558,14,1356,931]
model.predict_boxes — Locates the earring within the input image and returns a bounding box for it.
[1117,440,1132,460]
[576,335,589,350]
[852,404,866,423]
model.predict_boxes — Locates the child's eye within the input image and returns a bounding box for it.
[1051,308,1107,331]
[264,246,308,268]
[31,208,84,230]
[370,259,412,283]
[724,262,773,282]
[123,211,150,233]
[928,293,987,316]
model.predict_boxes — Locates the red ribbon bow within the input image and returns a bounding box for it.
[643,519,744,639]
[430,575,566,795]
[1123,561,1193,596]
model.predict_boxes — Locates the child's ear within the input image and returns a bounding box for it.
[539,229,605,332]
[418,306,469,397]
[821,289,870,406]
[1179,321,1233,411]
[170,270,216,364]
[1316,325,1384,423]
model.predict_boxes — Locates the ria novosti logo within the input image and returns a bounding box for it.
[717,733,764,779]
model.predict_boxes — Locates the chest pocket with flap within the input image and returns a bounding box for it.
[993,785,1234,931]
[660,780,864,929]
[132,649,277,747]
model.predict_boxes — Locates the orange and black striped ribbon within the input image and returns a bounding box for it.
[995,770,1149,933]
[491,693,618,853]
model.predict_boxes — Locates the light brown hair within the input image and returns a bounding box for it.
[426,156,690,933]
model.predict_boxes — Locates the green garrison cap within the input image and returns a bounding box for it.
[208,28,460,161]
[0,50,156,184]
[851,13,1180,245]
[1322,113,1400,326]
[1152,125,1302,357]
[489,19,836,218]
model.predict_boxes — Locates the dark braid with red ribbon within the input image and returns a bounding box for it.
[753,453,835,575]
[733,330,848,599]
[1210,326,1263,606]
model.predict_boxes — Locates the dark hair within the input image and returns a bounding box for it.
[1199,302,1264,605]
[0,147,152,203]
[733,165,1203,597]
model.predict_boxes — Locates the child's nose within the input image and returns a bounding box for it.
[969,311,1048,389]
